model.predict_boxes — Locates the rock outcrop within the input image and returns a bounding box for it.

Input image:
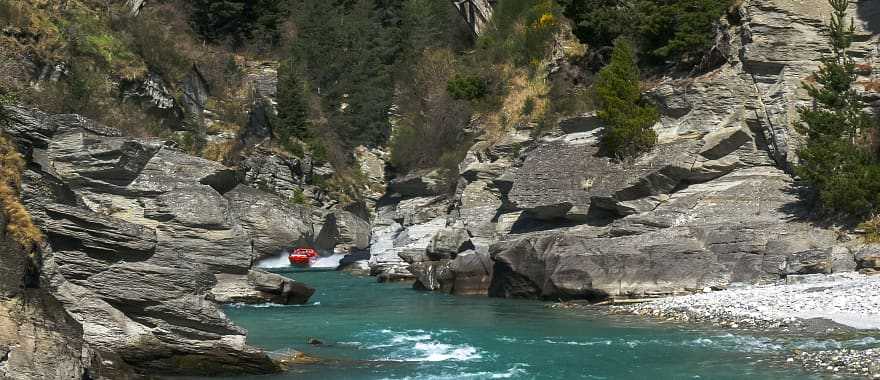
[0,211,128,379]
[380,0,879,300]
[1,105,320,377]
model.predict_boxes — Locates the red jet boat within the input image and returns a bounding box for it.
[288,248,318,267]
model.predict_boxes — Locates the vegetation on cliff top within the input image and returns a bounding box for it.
[559,0,737,68]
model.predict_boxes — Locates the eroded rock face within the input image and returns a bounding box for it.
[2,106,317,376]
[0,212,128,379]
[404,0,880,300]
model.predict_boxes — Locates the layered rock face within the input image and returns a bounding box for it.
[389,0,879,299]
[1,105,319,377]
[0,212,125,379]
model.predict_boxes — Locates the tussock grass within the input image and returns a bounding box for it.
[0,133,43,254]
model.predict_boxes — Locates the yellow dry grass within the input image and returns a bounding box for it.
[201,140,236,163]
[0,133,43,254]
[480,64,550,143]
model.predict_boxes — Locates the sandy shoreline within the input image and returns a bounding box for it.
[615,273,880,378]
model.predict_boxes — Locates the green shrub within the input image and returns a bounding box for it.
[560,0,734,67]
[290,188,307,205]
[447,75,488,100]
[594,40,658,159]
[478,0,563,66]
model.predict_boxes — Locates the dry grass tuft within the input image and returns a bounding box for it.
[0,133,43,254]
[859,214,880,243]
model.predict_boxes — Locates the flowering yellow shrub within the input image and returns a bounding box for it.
[537,13,555,28]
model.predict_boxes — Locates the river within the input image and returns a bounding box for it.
[210,270,870,380]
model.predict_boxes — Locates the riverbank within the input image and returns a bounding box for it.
[614,273,880,378]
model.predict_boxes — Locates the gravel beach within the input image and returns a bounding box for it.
[618,273,880,378]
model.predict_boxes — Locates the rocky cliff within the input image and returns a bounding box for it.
[0,104,344,377]
[377,0,880,299]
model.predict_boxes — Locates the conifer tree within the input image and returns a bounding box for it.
[796,0,880,216]
[274,58,310,153]
[594,39,658,159]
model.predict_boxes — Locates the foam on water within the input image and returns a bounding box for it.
[379,363,530,380]
[357,329,484,363]
[256,250,346,269]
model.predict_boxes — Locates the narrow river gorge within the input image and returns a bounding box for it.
[199,270,872,380]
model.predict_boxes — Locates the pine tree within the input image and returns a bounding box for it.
[594,39,658,159]
[274,58,310,153]
[795,0,880,217]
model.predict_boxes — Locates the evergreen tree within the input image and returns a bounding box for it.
[796,0,880,216]
[293,0,396,148]
[594,39,658,159]
[274,58,310,153]
[189,0,286,46]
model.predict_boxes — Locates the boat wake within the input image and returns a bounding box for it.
[256,251,347,269]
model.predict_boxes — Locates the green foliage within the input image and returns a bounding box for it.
[594,40,658,158]
[64,9,146,79]
[290,188,307,205]
[447,75,488,100]
[795,0,880,218]
[189,0,287,47]
[560,0,733,66]
[274,59,311,154]
[390,48,471,176]
[292,0,397,148]
[478,0,563,67]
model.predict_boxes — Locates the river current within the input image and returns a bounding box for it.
[211,270,873,380]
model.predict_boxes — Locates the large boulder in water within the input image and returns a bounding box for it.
[211,270,315,305]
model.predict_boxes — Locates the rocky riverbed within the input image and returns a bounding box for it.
[617,273,880,378]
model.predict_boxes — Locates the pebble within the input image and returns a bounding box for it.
[612,274,880,378]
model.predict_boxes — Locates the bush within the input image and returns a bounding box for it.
[391,48,471,174]
[560,0,734,67]
[447,75,488,100]
[478,0,563,67]
[594,40,658,158]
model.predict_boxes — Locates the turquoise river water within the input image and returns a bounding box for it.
[208,270,875,380]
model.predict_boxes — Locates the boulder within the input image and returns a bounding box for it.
[247,270,315,304]
[448,251,494,296]
[369,215,446,278]
[855,245,880,270]
[387,170,447,198]
[315,210,371,252]
[491,167,842,300]
[426,225,473,260]
[782,249,833,275]
[337,250,372,276]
